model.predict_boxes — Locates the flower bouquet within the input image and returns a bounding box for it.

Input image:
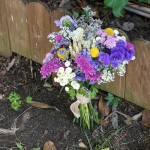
[40,7,135,129]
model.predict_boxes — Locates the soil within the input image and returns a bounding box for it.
[0,55,150,150]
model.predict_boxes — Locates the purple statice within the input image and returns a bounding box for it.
[50,38,70,54]
[75,55,102,83]
[82,49,102,71]
[54,15,78,29]
[124,49,135,61]
[89,72,102,83]
[99,52,110,66]
[75,72,86,82]
[43,52,54,64]
[40,58,62,78]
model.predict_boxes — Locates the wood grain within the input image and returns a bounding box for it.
[5,0,31,58]
[125,39,150,110]
[27,2,52,63]
[100,74,125,98]
[0,0,11,57]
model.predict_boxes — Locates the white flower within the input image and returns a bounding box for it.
[71,81,80,90]
[121,36,126,41]
[65,67,72,74]
[65,87,69,92]
[65,61,70,67]
[54,77,58,82]
[96,36,101,41]
[73,83,80,90]
[114,30,119,35]
[58,67,64,73]
[60,81,66,86]
[131,56,135,60]
[71,81,77,87]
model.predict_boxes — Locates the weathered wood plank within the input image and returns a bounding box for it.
[100,75,125,98]
[5,0,31,58]
[0,0,11,57]
[125,39,150,110]
[50,9,65,32]
[27,2,52,63]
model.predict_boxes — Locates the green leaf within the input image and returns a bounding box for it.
[69,88,76,100]
[16,143,24,150]
[31,148,40,150]
[104,0,128,17]
[138,0,150,2]
[26,96,32,104]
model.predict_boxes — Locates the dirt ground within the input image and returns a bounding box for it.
[0,55,150,150]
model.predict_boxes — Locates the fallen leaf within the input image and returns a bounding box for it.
[98,96,110,116]
[43,141,56,150]
[0,94,4,100]
[99,119,109,125]
[78,142,87,149]
[142,110,150,128]
[111,105,118,129]
[122,22,134,31]
[101,148,110,150]
[0,70,7,76]
[30,101,59,111]
[6,58,16,71]
[43,82,52,88]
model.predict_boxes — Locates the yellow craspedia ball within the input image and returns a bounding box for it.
[104,28,114,36]
[90,47,100,58]
[57,48,69,60]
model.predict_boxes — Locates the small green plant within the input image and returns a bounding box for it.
[16,142,40,150]
[8,92,21,110]
[105,93,120,106]
[25,96,33,104]
[104,0,150,17]
[16,142,24,150]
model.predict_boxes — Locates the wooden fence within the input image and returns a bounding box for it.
[0,0,150,110]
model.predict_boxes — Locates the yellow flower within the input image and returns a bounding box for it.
[90,47,100,58]
[104,28,114,36]
[57,48,69,60]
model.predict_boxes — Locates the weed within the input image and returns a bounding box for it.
[105,93,120,107]
[25,96,33,104]
[8,92,21,110]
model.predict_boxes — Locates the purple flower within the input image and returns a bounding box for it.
[75,72,86,82]
[104,36,116,49]
[54,15,78,29]
[43,52,54,64]
[99,52,110,66]
[40,58,62,78]
[75,55,102,83]
[126,42,135,50]
[55,35,63,42]
[125,49,135,61]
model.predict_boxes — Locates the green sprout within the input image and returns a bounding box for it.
[25,96,32,104]
[8,92,21,110]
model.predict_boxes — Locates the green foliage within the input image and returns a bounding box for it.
[104,0,128,17]
[105,93,120,106]
[90,84,99,99]
[138,0,150,2]
[8,92,21,110]
[68,88,76,100]
[31,148,40,150]
[25,96,32,104]
[16,142,24,150]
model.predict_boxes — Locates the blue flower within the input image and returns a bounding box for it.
[54,15,78,29]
